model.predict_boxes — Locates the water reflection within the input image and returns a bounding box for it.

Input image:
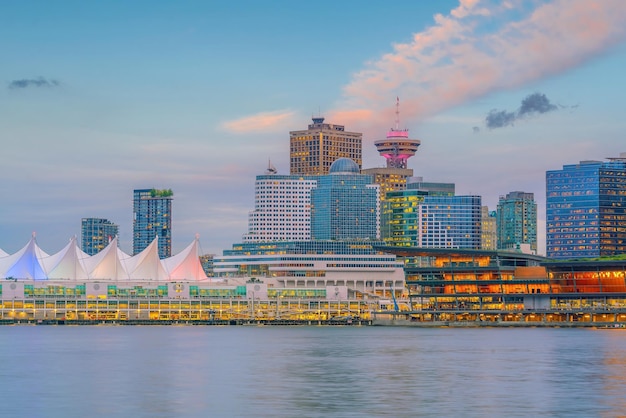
[1,326,625,417]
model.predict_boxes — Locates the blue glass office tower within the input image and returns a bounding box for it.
[133,188,173,258]
[546,156,626,259]
[382,190,482,249]
[311,158,380,240]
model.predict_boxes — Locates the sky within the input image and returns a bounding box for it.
[1,0,626,257]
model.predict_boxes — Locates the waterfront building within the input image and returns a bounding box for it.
[481,207,497,250]
[496,191,537,253]
[133,188,173,258]
[0,234,206,281]
[382,187,481,249]
[214,240,405,299]
[290,117,362,175]
[80,218,119,255]
[546,154,626,259]
[311,158,380,240]
[2,236,626,325]
[244,167,318,242]
[374,245,626,325]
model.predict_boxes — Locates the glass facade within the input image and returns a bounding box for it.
[375,246,626,324]
[546,159,626,259]
[133,188,173,258]
[496,191,537,252]
[382,190,482,249]
[80,218,119,255]
[310,170,379,240]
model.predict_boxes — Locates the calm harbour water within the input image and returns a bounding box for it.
[1,326,625,418]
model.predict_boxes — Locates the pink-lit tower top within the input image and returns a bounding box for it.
[374,98,420,169]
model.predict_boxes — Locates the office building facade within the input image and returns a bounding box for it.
[496,191,537,253]
[546,156,626,259]
[481,207,497,251]
[133,188,173,259]
[244,174,318,242]
[80,218,119,255]
[382,189,482,249]
[311,158,380,240]
[290,117,362,175]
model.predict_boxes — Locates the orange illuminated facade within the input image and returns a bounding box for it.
[375,246,626,325]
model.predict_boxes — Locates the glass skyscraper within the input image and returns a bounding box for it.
[80,218,119,255]
[546,155,626,259]
[496,191,537,253]
[310,158,380,240]
[382,189,482,249]
[133,188,173,259]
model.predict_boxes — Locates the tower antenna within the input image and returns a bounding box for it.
[395,97,400,130]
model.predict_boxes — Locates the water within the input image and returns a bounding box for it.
[1,326,625,418]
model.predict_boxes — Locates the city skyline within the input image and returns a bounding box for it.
[2,0,626,256]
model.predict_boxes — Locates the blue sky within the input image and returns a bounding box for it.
[1,0,625,256]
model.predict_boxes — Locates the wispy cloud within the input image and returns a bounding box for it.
[486,92,559,129]
[221,110,297,134]
[8,77,60,90]
[330,0,626,130]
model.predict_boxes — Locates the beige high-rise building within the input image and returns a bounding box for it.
[289,117,362,175]
[361,167,413,200]
[481,206,497,250]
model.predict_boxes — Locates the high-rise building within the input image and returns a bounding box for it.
[80,218,119,255]
[406,177,455,196]
[244,168,318,242]
[290,117,362,175]
[382,190,482,249]
[546,154,626,259]
[311,158,380,240]
[362,98,421,200]
[481,207,497,251]
[133,188,173,259]
[496,191,537,253]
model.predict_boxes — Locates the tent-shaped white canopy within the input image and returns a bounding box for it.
[41,236,89,280]
[0,235,208,281]
[0,234,48,280]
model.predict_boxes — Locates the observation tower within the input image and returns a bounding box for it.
[374,98,420,169]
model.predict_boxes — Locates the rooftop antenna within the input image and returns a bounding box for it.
[266,158,277,175]
[395,96,400,130]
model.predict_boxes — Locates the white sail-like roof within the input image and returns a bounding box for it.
[163,237,208,281]
[0,235,209,281]
[41,237,89,280]
[83,237,130,280]
[0,235,48,280]
[0,248,8,257]
[123,237,169,281]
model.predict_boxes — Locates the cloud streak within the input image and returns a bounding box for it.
[8,77,60,89]
[330,0,626,130]
[221,110,297,134]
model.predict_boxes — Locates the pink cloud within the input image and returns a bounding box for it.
[221,110,296,134]
[331,0,626,132]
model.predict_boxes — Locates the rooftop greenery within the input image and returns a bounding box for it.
[150,188,173,198]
